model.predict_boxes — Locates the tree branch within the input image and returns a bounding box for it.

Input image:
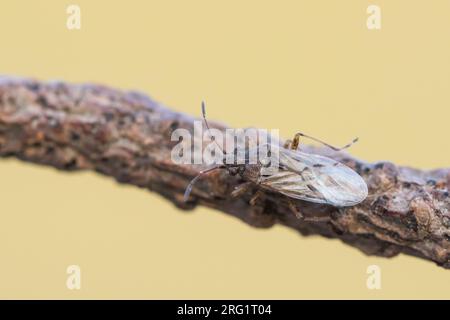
[0,76,449,268]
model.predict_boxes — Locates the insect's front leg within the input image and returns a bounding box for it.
[230,181,253,198]
[249,190,265,206]
[230,183,267,217]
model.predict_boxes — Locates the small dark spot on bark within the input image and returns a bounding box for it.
[2,152,16,157]
[70,132,80,141]
[117,173,131,183]
[374,163,384,170]
[403,182,411,188]
[26,83,39,92]
[46,146,55,154]
[405,214,419,232]
[313,163,324,168]
[104,112,114,121]
[64,158,77,169]
[36,96,49,108]
[330,224,344,235]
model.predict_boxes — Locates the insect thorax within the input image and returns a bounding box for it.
[239,164,262,182]
[223,146,276,182]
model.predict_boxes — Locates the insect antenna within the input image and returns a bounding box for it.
[183,102,229,202]
[295,132,358,151]
[201,101,227,156]
[183,165,226,202]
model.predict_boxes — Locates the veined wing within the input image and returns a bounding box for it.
[258,144,368,206]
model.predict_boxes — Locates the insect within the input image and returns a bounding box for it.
[183,102,368,220]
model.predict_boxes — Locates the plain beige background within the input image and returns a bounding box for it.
[0,1,449,299]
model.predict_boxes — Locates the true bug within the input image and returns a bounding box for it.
[183,102,368,220]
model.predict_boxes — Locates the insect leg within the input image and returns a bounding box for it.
[287,199,304,219]
[291,132,358,151]
[283,139,292,149]
[304,215,331,223]
[230,181,253,198]
[286,198,331,222]
[249,190,265,206]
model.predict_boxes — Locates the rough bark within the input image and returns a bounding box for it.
[0,76,449,268]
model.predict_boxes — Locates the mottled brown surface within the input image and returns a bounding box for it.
[0,76,449,268]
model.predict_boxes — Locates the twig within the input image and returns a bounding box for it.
[0,76,449,268]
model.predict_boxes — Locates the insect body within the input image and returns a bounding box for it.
[183,103,368,219]
[255,143,368,206]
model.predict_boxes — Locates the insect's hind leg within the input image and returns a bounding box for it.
[287,198,304,219]
[286,198,331,222]
[290,132,358,152]
[283,139,293,149]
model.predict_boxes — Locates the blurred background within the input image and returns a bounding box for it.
[0,0,449,298]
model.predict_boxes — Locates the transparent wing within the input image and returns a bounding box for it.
[258,144,368,206]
